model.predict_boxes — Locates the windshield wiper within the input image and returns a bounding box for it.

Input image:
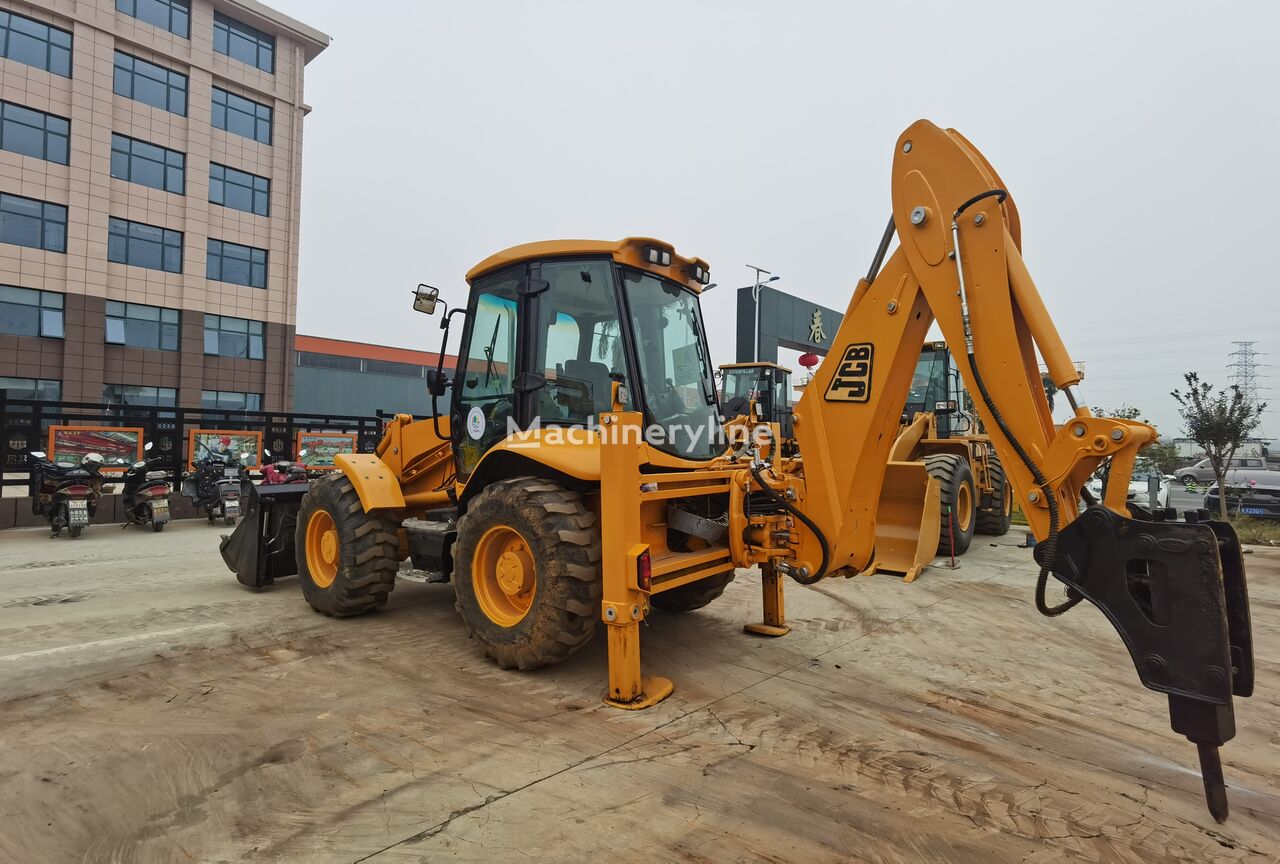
[483,316,501,387]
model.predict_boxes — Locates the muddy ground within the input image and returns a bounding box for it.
[0,521,1276,863]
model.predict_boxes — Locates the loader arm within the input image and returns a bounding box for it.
[789,120,1252,820]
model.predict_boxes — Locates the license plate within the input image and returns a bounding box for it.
[68,500,87,511]
[1242,506,1266,516]
[152,500,169,514]
[225,502,239,517]
[224,467,240,478]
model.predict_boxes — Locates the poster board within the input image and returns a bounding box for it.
[47,426,143,472]
[187,429,263,471]
[295,431,357,471]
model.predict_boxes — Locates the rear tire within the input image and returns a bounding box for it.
[452,477,601,670]
[652,571,734,612]
[296,473,400,617]
[926,454,976,556]
[69,525,82,539]
[975,454,1013,536]
[152,521,165,532]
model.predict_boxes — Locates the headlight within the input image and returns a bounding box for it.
[644,246,672,266]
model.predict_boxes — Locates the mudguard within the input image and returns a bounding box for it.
[219,481,309,587]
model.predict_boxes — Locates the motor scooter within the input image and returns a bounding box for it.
[259,448,309,485]
[182,449,251,526]
[28,450,105,538]
[120,441,172,532]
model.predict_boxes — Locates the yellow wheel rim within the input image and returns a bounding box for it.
[306,509,339,589]
[473,525,536,627]
[957,482,974,532]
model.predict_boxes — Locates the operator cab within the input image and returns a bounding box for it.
[719,362,793,440]
[904,342,971,437]
[424,238,722,478]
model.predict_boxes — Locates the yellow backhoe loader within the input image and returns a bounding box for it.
[222,120,1253,821]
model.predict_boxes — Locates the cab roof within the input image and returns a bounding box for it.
[466,237,710,292]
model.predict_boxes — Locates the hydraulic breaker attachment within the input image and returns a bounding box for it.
[860,462,941,582]
[1035,506,1254,822]
[220,481,310,588]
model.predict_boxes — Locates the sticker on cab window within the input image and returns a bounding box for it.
[466,406,485,440]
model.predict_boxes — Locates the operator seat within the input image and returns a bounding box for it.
[563,359,612,415]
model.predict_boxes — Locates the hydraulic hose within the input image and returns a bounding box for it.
[951,188,1079,616]
[749,463,828,585]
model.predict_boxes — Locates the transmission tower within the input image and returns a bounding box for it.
[1227,341,1266,404]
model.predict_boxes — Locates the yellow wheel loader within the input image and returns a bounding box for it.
[222,120,1253,821]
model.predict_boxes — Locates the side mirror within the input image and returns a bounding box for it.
[413,283,440,316]
[298,449,308,458]
[144,440,154,452]
[262,447,272,458]
[240,452,250,463]
[426,368,450,397]
[30,450,46,459]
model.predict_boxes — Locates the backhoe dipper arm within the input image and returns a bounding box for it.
[788,120,1253,821]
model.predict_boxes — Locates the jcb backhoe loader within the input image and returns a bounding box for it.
[222,120,1253,821]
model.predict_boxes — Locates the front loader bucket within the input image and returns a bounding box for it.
[219,481,309,588]
[861,462,942,582]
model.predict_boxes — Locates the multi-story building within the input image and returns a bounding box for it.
[0,0,328,414]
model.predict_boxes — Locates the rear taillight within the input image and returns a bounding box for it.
[637,548,652,591]
[62,485,91,496]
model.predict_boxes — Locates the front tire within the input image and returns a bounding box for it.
[296,474,400,617]
[975,454,1013,536]
[926,454,976,555]
[452,477,601,670]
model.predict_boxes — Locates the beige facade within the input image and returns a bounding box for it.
[0,0,327,411]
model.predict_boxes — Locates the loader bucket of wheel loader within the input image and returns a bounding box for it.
[219,480,309,588]
[861,462,942,582]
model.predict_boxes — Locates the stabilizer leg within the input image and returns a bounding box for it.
[745,562,790,636]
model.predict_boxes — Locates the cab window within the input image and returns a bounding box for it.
[456,270,520,475]
[533,259,631,425]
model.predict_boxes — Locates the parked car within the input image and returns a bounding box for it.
[1204,483,1280,520]
[1085,468,1170,510]
[1176,456,1280,488]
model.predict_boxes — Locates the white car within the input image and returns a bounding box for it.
[1085,469,1170,510]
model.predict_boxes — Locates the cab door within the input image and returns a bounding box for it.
[453,266,526,478]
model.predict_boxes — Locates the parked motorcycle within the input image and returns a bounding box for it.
[259,448,309,485]
[182,449,250,526]
[28,450,105,538]
[119,441,172,532]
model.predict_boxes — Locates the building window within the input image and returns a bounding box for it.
[296,351,361,371]
[0,101,69,165]
[202,389,261,411]
[364,358,425,378]
[0,193,67,252]
[113,51,187,116]
[116,0,189,39]
[108,217,183,273]
[213,12,274,73]
[0,10,72,78]
[0,286,63,338]
[110,134,184,195]
[207,239,267,288]
[204,314,264,360]
[209,163,269,216]
[106,301,179,350]
[212,87,271,144]
[1,376,61,401]
[103,383,177,407]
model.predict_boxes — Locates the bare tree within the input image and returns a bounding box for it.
[1171,373,1267,520]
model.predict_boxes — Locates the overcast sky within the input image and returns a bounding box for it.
[271,0,1279,438]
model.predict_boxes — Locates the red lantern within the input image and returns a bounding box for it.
[798,352,820,369]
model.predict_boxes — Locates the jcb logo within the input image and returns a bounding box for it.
[825,343,874,403]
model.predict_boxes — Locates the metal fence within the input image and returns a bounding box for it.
[1,392,387,487]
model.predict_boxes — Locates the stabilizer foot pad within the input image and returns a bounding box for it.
[603,675,673,710]
[744,622,790,637]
